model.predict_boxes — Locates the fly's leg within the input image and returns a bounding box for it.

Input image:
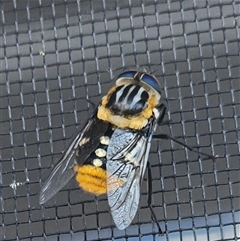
[153,134,217,160]
[86,99,96,109]
[147,162,165,236]
[155,103,217,160]
[157,103,167,126]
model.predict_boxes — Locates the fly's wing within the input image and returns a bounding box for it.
[106,120,156,230]
[39,110,108,204]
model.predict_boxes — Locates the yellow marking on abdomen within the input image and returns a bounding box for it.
[74,165,107,195]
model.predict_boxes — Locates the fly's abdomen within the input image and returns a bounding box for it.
[74,165,107,195]
[74,127,113,195]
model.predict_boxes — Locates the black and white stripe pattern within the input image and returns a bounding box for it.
[106,84,149,116]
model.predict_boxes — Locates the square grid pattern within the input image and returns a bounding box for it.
[0,0,239,241]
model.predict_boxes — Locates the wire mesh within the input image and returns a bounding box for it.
[0,0,239,240]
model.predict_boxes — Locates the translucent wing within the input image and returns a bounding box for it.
[106,120,156,230]
[39,110,108,204]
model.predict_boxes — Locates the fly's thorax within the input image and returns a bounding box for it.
[152,107,160,120]
[115,77,161,102]
[97,78,161,130]
[106,84,149,115]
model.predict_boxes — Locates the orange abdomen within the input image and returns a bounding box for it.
[74,165,107,195]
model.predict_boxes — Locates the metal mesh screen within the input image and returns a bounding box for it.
[1,0,239,240]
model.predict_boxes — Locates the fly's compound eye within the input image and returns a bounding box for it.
[116,71,161,94]
[140,73,161,94]
[116,71,137,80]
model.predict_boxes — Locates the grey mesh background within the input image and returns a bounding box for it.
[0,0,239,241]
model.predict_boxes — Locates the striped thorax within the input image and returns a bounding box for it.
[97,71,161,130]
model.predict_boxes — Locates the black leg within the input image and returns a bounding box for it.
[86,99,96,109]
[153,134,217,160]
[157,103,167,126]
[147,162,165,236]
[160,120,170,126]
